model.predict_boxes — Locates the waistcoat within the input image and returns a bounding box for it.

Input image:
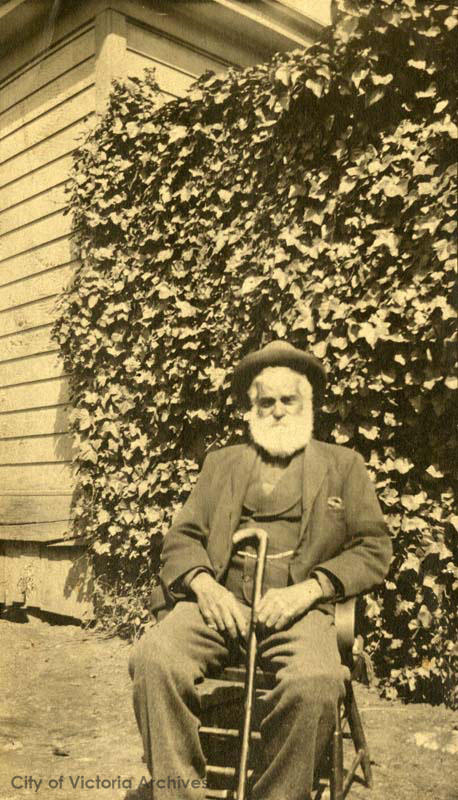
[224,450,303,605]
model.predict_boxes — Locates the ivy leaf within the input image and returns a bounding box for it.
[126,121,140,138]
[372,73,393,85]
[306,78,324,97]
[218,189,233,203]
[434,100,449,114]
[176,300,197,317]
[359,423,379,440]
[138,481,150,498]
[240,276,264,295]
[168,126,188,143]
[275,66,291,86]
[157,283,174,299]
[417,606,433,629]
[366,88,385,106]
[426,465,444,479]
[401,493,426,511]
[392,458,414,474]
[400,553,420,573]
[93,541,110,555]
[416,84,436,98]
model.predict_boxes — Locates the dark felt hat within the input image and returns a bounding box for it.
[232,341,326,405]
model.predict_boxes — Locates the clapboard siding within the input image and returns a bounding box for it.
[0,352,64,387]
[127,21,228,77]
[0,405,70,439]
[0,462,73,493]
[0,432,73,465]
[0,324,56,361]
[0,212,72,264]
[0,156,74,214]
[0,296,60,338]
[0,493,72,524]
[0,115,94,188]
[1,85,95,166]
[0,237,75,286]
[0,524,69,544]
[0,26,95,116]
[0,183,69,237]
[0,263,75,313]
[0,57,95,140]
[0,377,69,413]
[124,19,233,97]
[125,51,193,98]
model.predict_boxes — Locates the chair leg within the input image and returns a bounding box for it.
[346,682,373,788]
[330,698,344,800]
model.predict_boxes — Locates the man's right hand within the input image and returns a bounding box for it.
[189,572,247,639]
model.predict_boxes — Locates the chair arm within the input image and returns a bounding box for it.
[335,596,358,658]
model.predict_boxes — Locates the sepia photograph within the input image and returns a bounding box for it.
[0,1,456,799]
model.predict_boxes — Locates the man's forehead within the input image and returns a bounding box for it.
[256,370,301,396]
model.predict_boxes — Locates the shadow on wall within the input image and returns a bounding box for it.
[39,542,94,619]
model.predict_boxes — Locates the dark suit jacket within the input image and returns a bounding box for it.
[152,440,392,614]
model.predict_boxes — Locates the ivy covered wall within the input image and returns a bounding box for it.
[54,0,457,706]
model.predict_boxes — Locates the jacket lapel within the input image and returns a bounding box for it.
[298,439,328,544]
[229,444,257,534]
[213,445,257,579]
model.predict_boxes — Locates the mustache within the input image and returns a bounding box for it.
[246,404,314,457]
[259,416,305,427]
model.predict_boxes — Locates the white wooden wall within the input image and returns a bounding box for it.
[0,22,97,555]
[126,20,227,98]
[0,0,323,617]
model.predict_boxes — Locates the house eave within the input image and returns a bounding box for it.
[0,0,327,63]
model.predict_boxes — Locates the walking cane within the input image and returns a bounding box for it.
[232,527,269,800]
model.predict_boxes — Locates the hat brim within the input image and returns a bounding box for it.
[232,347,326,406]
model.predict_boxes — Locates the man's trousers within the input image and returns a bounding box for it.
[128,601,347,800]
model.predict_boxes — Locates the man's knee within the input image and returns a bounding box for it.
[130,626,175,678]
[280,669,343,711]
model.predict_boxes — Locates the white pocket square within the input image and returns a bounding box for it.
[327,496,344,510]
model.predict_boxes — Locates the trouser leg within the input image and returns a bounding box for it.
[252,608,347,800]
[128,601,234,800]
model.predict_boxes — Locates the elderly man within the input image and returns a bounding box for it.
[129,341,392,800]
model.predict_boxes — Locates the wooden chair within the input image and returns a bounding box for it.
[198,596,373,800]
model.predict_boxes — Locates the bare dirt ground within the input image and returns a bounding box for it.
[1,614,457,800]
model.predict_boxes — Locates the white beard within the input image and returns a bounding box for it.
[247,403,314,458]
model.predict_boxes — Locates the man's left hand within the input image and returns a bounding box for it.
[255,580,323,631]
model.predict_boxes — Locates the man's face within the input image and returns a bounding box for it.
[247,368,313,457]
[254,373,304,422]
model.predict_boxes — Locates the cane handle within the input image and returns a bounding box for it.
[232,527,268,548]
